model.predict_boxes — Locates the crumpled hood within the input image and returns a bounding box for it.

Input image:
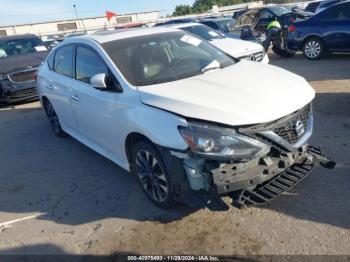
[210,38,262,57]
[0,51,48,74]
[137,61,315,126]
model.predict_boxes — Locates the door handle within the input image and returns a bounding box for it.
[47,84,53,89]
[71,95,80,101]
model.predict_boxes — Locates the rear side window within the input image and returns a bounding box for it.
[75,46,109,84]
[54,45,74,77]
[47,51,55,70]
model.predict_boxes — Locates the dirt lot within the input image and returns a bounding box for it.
[0,53,349,255]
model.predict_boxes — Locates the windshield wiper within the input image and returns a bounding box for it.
[200,66,222,74]
[200,60,222,74]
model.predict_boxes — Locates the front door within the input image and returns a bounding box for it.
[70,45,122,157]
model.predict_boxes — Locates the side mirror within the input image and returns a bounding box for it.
[90,73,107,89]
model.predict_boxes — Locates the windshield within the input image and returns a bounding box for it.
[0,37,47,58]
[181,25,225,41]
[216,19,234,33]
[102,31,235,86]
[268,6,290,16]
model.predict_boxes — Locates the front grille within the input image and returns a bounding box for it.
[240,51,264,62]
[9,87,37,99]
[273,104,311,144]
[8,69,37,83]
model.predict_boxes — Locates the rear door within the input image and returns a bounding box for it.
[44,44,77,130]
[255,9,276,33]
[232,10,260,33]
[69,44,122,156]
[317,3,350,51]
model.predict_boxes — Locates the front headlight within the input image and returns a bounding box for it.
[178,121,270,160]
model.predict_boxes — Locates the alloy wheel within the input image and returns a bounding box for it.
[135,149,168,203]
[304,40,321,59]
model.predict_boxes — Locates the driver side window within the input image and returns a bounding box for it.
[75,46,109,84]
[259,10,275,20]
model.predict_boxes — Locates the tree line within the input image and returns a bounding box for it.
[172,0,294,16]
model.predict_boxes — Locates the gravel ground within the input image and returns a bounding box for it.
[0,53,349,255]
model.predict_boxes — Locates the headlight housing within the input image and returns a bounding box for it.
[178,121,270,160]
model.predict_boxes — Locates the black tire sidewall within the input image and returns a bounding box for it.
[43,99,66,137]
[303,38,324,60]
[131,140,175,209]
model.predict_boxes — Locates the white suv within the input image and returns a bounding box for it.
[37,27,317,208]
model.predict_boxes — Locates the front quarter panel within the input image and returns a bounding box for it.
[116,93,189,169]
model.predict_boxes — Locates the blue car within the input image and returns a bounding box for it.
[287,1,350,59]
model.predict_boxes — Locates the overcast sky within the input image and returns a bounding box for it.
[0,0,194,26]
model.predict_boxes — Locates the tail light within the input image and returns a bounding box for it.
[289,25,296,32]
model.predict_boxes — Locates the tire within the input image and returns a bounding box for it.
[131,140,175,209]
[302,37,325,60]
[272,45,295,58]
[43,99,67,137]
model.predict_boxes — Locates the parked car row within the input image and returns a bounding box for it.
[230,1,350,59]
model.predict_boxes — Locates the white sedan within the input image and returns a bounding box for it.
[37,27,317,208]
[167,22,269,63]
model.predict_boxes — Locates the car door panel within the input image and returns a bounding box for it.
[70,45,122,158]
[318,4,350,51]
[46,45,77,130]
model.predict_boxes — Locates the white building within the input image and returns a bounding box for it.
[0,11,159,38]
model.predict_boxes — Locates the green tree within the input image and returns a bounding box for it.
[172,5,193,16]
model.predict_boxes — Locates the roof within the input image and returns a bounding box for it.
[0,34,38,40]
[165,22,204,29]
[201,16,233,22]
[79,27,181,44]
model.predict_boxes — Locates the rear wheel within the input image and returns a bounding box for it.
[43,99,66,137]
[132,140,175,208]
[303,37,325,60]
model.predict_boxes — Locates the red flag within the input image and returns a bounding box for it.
[106,11,117,21]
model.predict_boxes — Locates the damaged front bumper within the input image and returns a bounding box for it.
[180,144,334,208]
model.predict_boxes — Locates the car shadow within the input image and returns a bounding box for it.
[249,92,350,230]
[269,52,350,81]
[0,105,201,225]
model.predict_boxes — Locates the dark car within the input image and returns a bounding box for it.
[154,18,197,27]
[199,17,235,34]
[305,1,322,12]
[0,34,49,104]
[232,6,313,34]
[287,1,350,59]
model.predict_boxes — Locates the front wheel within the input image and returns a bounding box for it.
[132,140,175,209]
[303,37,325,60]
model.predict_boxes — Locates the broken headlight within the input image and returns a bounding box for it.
[178,121,270,160]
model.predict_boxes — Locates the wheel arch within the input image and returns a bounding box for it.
[124,132,154,166]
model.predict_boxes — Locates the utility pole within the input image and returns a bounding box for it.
[73,4,86,32]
